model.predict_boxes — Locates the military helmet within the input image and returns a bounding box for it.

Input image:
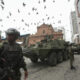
[6,28,20,39]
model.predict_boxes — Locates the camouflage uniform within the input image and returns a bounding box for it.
[0,28,27,80]
[69,44,75,70]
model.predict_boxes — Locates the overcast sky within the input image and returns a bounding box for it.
[0,0,75,41]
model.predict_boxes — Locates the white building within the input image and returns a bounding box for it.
[75,0,80,44]
[70,11,78,42]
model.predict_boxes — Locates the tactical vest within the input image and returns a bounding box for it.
[1,43,21,69]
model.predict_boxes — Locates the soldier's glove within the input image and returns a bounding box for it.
[24,71,28,80]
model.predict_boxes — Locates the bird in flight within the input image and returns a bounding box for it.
[0,5,4,10]
[18,9,20,13]
[1,0,5,5]
[23,2,26,7]
[43,0,46,3]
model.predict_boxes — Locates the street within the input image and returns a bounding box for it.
[24,55,80,80]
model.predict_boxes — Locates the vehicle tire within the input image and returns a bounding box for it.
[31,57,38,63]
[57,52,63,63]
[48,52,57,66]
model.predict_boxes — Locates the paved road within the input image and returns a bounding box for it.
[24,55,80,80]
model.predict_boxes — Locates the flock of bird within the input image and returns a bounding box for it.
[0,0,71,32]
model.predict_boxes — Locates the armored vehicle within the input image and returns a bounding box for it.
[23,35,69,66]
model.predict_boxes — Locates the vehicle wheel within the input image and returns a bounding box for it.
[48,52,57,66]
[31,57,38,63]
[57,52,63,63]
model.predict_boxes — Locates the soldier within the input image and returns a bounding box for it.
[69,43,76,70]
[0,28,28,80]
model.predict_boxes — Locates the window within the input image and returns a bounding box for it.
[43,30,45,34]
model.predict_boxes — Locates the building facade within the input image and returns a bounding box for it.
[75,0,80,44]
[70,11,78,42]
[28,24,63,46]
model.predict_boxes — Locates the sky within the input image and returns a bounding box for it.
[0,0,75,41]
